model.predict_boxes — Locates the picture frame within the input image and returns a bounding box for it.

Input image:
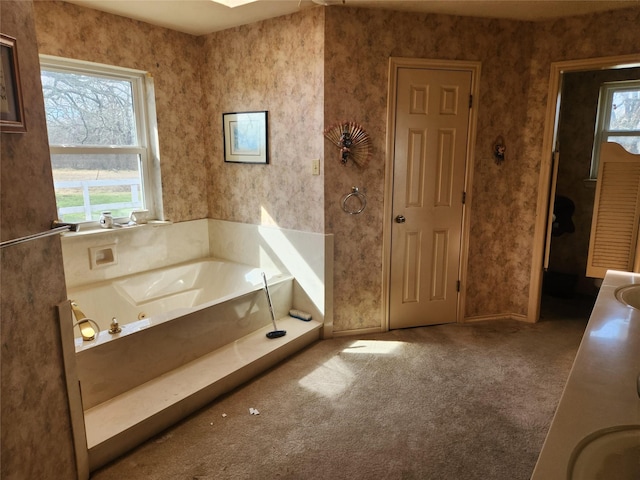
[223,111,268,164]
[1,33,26,133]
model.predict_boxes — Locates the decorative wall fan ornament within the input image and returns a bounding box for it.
[323,121,372,167]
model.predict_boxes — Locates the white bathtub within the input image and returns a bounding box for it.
[68,258,293,410]
[68,258,288,349]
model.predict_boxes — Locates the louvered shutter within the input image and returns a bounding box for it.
[586,142,640,278]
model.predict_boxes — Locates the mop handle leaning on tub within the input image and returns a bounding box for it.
[262,272,276,325]
[262,272,286,339]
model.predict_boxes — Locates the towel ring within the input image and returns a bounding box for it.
[342,187,367,215]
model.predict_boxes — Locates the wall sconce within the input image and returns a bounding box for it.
[493,136,506,165]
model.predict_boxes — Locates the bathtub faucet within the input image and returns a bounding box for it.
[70,300,98,341]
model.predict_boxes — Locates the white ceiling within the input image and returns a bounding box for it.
[64,0,640,36]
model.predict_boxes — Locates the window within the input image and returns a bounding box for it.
[590,80,640,179]
[40,55,162,224]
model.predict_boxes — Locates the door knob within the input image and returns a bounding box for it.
[395,215,406,224]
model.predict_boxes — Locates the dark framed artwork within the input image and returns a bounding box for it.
[223,111,268,164]
[1,33,26,133]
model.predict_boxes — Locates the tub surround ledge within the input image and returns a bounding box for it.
[85,316,321,471]
[531,269,640,479]
[61,220,172,237]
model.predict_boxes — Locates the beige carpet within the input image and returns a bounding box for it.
[92,297,591,480]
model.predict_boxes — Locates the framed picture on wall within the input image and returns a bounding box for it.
[1,33,26,133]
[223,111,268,164]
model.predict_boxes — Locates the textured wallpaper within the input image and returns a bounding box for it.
[1,2,76,479]
[33,1,209,223]
[201,9,325,233]
[324,8,536,330]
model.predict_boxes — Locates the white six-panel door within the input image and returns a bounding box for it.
[389,67,472,329]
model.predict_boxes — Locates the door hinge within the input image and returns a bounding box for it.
[462,191,466,204]
[469,94,473,108]
[456,280,461,292]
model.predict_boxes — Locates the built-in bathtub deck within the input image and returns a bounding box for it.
[85,316,321,470]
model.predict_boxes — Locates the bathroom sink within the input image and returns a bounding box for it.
[568,425,640,480]
[615,284,640,310]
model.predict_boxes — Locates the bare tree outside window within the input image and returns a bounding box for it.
[590,81,640,179]
[608,89,640,154]
[42,70,137,147]
[40,63,150,223]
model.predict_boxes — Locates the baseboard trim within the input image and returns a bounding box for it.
[463,313,531,323]
[334,314,533,335]
[332,326,383,337]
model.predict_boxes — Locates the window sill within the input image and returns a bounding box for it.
[60,220,172,239]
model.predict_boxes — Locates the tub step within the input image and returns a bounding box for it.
[84,316,321,471]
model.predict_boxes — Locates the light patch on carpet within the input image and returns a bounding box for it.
[298,356,354,397]
[342,340,405,355]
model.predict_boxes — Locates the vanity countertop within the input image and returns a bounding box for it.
[531,270,640,479]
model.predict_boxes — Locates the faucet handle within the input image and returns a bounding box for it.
[109,317,121,334]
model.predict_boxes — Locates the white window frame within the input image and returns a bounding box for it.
[39,55,163,225]
[590,79,640,179]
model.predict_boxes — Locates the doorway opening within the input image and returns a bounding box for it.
[531,54,640,322]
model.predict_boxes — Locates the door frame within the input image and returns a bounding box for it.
[382,57,482,331]
[529,53,640,322]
